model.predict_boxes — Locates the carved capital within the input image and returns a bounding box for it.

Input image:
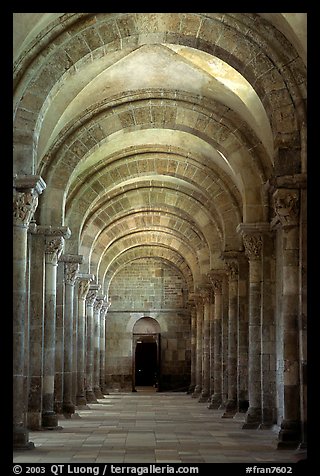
[242,234,263,260]
[13,190,39,227]
[86,284,101,307]
[78,279,91,300]
[102,299,112,316]
[207,271,224,295]
[273,188,300,227]
[199,287,213,304]
[193,293,204,310]
[226,261,239,280]
[45,236,64,264]
[65,262,79,285]
[94,296,105,313]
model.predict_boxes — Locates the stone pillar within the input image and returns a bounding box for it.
[236,257,249,417]
[209,295,215,399]
[54,260,65,416]
[13,176,45,448]
[222,256,239,417]
[237,223,269,429]
[207,272,224,409]
[187,295,196,394]
[219,274,229,409]
[299,184,307,451]
[192,293,204,398]
[61,255,82,417]
[42,227,71,429]
[76,275,93,407]
[100,300,111,394]
[85,284,100,403]
[93,296,105,398]
[27,224,45,430]
[260,233,277,429]
[273,188,301,447]
[199,287,212,402]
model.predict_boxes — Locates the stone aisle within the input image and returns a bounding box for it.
[13,390,300,464]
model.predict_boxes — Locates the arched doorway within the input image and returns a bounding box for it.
[132,317,161,392]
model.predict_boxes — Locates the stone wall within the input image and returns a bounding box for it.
[105,258,191,391]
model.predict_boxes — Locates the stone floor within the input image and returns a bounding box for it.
[13,388,303,464]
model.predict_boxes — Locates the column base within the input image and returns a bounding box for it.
[277,420,301,449]
[192,385,201,398]
[94,386,104,399]
[76,395,88,407]
[242,406,262,429]
[13,426,35,450]
[198,391,210,403]
[260,407,277,429]
[218,402,226,410]
[62,402,75,417]
[221,399,237,418]
[41,411,61,429]
[86,389,98,403]
[233,412,246,422]
[207,394,222,409]
[187,384,196,395]
[100,385,109,395]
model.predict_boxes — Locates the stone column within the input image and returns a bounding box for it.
[93,296,105,398]
[85,284,100,403]
[260,232,277,429]
[42,227,71,429]
[209,295,215,399]
[27,224,45,430]
[61,255,82,417]
[207,272,224,409]
[100,299,111,395]
[76,275,93,407]
[273,188,301,447]
[192,293,204,398]
[236,257,249,417]
[199,287,212,402]
[54,260,65,416]
[187,295,196,394]
[220,274,229,409]
[13,176,45,448]
[222,256,239,417]
[237,223,269,429]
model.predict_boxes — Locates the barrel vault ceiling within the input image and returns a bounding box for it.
[13,13,307,295]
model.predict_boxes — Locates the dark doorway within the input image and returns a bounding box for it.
[135,341,157,386]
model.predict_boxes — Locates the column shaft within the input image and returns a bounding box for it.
[199,288,212,402]
[54,261,64,416]
[236,259,249,415]
[85,285,100,402]
[207,272,223,409]
[27,231,44,430]
[192,295,203,397]
[42,236,64,429]
[187,298,196,394]
[93,297,105,398]
[76,277,91,407]
[223,260,238,416]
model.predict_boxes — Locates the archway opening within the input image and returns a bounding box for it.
[132,317,161,392]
